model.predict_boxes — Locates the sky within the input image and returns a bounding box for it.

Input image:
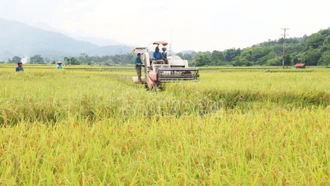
[1,0,330,52]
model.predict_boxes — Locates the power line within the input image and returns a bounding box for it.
[281,28,289,69]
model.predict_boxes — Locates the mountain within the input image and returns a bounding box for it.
[0,18,131,61]
[32,22,65,35]
[67,31,122,46]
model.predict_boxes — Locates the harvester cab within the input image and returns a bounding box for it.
[132,41,199,90]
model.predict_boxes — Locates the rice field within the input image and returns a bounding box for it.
[1,64,330,185]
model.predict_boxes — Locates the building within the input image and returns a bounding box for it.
[295,63,305,68]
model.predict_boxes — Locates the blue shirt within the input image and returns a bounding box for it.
[16,66,23,72]
[152,52,165,60]
[135,58,142,69]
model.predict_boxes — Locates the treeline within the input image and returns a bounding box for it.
[62,53,135,65]
[3,28,330,66]
[4,53,136,66]
[189,28,330,66]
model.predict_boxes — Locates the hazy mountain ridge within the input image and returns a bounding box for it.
[32,22,122,46]
[0,18,131,61]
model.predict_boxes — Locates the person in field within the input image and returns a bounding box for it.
[152,46,165,61]
[162,47,168,64]
[57,62,63,69]
[16,62,24,72]
[135,53,143,83]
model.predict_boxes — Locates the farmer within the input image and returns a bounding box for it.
[135,53,143,83]
[162,47,168,64]
[16,62,24,72]
[152,46,165,61]
[57,62,63,69]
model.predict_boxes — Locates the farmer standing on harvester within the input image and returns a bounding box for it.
[162,47,168,64]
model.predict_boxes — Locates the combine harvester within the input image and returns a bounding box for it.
[132,41,199,90]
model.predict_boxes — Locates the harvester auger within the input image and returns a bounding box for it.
[132,41,199,90]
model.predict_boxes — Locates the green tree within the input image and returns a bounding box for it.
[182,53,196,61]
[257,51,276,65]
[305,33,323,49]
[281,54,292,66]
[318,50,330,66]
[193,52,211,66]
[211,50,225,66]
[320,36,330,52]
[30,55,45,64]
[64,57,80,65]
[44,58,50,64]
[11,56,22,63]
[224,48,241,62]
[78,53,90,64]
[267,58,281,66]
[233,57,252,66]
[104,61,112,66]
[176,53,184,59]
[302,50,321,66]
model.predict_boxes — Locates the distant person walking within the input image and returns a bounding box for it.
[16,62,24,72]
[135,53,143,83]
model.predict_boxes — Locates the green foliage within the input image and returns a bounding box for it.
[181,52,196,61]
[284,55,292,66]
[10,56,21,64]
[267,58,282,66]
[176,52,183,59]
[305,33,323,49]
[211,50,225,65]
[224,48,241,62]
[232,57,252,66]
[78,53,89,64]
[103,61,112,66]
[302,49,321,66]
[193,52,211,66]
[318,50,330,66]
[64,57,80,65]
[29,55,45,64]
[73,53,135,66]
[189,28,330,67]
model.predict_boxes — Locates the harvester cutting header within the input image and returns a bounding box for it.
[132,41,199,90]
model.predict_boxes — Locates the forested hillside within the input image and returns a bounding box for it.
[189,28,330,66]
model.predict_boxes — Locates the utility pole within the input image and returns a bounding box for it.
[281,28,289,69]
